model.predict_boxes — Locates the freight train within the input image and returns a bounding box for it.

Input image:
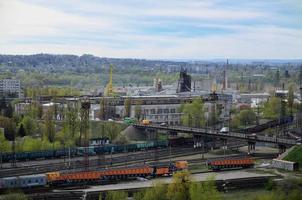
[0,161,188,189]
[1,141,168,163]
[241,116,293,134]
[207,156,254,171]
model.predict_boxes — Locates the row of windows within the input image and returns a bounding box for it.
[144,108,176,114]
[8,178,45,185]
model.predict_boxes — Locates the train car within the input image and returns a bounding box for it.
[0,161,188,189]
[18,174,47,188]
[76,147,96,156]
[0,177,18,189]
[0,141,168,163]
[207,156,254,171]
[169,137,194,147]
[93,141,168,154]
[47,161,188,186]
[243,116,293,134]
[0,174,47,189]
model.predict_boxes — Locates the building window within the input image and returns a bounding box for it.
[164,109,169,113]
[158,109,162,114]
[170,109,176,113]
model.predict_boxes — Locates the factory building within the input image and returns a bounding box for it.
[92,94,232,125]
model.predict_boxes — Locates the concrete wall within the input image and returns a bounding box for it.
[271,159,298,171]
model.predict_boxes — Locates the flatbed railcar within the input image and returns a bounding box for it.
[48,161,188,186]
[207,156,254,171]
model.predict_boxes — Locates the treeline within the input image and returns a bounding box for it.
[0,96,127,153]
[25,87,81,98]
[104,171,220,200]
[0,98,75,152]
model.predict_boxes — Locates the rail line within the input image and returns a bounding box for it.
[26,175,271,200]
[0,141,270,178]
[0,147,198,177]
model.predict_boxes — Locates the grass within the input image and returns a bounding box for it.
[222,188,271,200]
[283,145,302,169]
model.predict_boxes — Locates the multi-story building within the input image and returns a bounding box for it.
[93,93,232,125]
[0,79,21,98]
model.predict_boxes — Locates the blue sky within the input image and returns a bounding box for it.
[0,0,301,59]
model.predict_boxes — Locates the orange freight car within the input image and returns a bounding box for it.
[207,156,254,171]
[47,161,188,186]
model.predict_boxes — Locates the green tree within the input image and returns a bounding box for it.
[133,191,145,200]
[135,104,142,121]
[21,116,37,136]
[189,176,221,200]
[208,105,219,126]
[0,129,11,152]
[18,123,26,137]
[288,189,302,200]
[106,122,119,141]
[26,101,42,119]
[124,98,131,118]
[143,182,167,200]
[287,84,294,115]
[0,192,28,200]
[238,109,256,126]
[0,116,16,141]
[44,108,55,143]
[105,191,127,200]
[263,97,281,119]
[181,98,205,128]
[56,124,75,148]
[4,103,13,118]
[22,137,42,151]
[65,104,79,138]
[167,171,190,200]
[99,97,106,120]
[0,96,7,116]
[230,116,240,129]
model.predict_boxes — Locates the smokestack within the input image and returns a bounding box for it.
[222,59,228,90]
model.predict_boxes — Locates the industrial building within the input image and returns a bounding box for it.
[92,93,232,125]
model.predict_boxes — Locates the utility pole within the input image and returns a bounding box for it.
[80,98,90,170]
[299,66,302,128]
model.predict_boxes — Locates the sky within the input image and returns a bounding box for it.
[0,0,301,59]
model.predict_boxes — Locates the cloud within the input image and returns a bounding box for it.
[0,0,301,59]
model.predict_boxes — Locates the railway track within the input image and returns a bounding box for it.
[0,141,271,178]
[0,147,200,177]
[27,176,271,200]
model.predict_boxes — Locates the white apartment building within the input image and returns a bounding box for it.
[0,79,21,98]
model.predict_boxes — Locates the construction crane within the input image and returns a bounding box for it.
[105,64,114,97]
